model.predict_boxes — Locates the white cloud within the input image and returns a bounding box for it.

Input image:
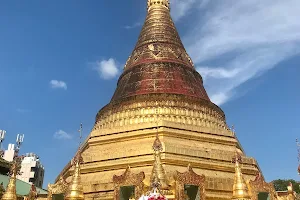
[49,80,67,90]
[173,0,300,105]
[170,0,209,21]
[54,130,72,140]
[16,108,31,113]
[170,0,197,21]
[124,22,141,30]
[93,58,120,80]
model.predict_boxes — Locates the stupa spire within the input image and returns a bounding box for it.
[65,150,84,200]
[65,124,84,200]
[232,152,250,200]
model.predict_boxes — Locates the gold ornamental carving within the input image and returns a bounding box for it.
[47,177,69,200]
[174,165,206,200]
[147,0,170,10]
[27,185,38,200]
[125,44,194,69]
[247,173,277,200]
[94,94,229,133]
[113,166,145,200]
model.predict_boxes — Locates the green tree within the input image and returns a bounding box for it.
[272,179,300,193]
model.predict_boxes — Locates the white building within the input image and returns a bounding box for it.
[3,144,16,162]
[18,153,45,188]
[3,144,45,188]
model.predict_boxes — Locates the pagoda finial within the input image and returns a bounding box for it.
[147,0,170,11]
[232,152,251,200]
[65,124,85,200]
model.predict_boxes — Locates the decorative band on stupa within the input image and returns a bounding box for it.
[147,0,170,10]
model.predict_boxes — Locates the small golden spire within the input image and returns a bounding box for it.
[287,182,296,200]
[232,152,250,200]
[1,176,17,200]
[0,183,5,199]
[64,151,84,200]
[27,184,38,200]
[1,156,23,200]
[147,0,170,11]
[150,132,169,190]
[65,124,85,200]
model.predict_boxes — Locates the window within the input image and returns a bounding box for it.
[258,192,270,200]
[120,186,135,200]
[29,178,35,183]
[53,194,64,200]
[30,167,36,172]
[184,185,200,200]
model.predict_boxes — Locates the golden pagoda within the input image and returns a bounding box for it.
[56,0,262,199]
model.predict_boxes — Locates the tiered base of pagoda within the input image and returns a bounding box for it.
[56,121,260,200]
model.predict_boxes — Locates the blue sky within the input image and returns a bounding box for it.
[0,0,299,188]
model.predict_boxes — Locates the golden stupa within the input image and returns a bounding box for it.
[55,0,263,199]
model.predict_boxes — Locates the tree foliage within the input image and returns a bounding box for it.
[272,179,300,193]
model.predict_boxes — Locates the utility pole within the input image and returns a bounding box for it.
[0,130,6,157]
[296,139,300,174]
[15,134,24,158]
